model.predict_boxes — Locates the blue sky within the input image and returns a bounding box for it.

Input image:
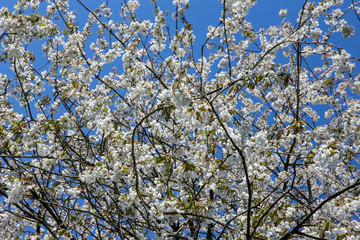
[1,0,359,69]
[1,1,359,237]
[1,0,359,121]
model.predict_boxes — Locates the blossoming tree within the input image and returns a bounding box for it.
[1,0,360,239]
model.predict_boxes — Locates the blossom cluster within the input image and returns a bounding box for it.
[0,0,359,239]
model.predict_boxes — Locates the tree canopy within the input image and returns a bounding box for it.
[1,0,360,239]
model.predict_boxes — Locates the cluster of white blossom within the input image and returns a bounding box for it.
[0,0,359,239]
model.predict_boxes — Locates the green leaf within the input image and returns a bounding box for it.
[154,156,165,164]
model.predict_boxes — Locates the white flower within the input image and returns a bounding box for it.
[66,47,78,59]
[30,0,40,9]
[7,44,24,59]
[333,0,343,6]
[173,0,189,7]
[178,8,186,16]
[310,28,322,41]
[331,49,355,76]
[279,9,287,18]
[218,58,228,68]
[283,48,291,58]
[314,67,322,73]
[7,180,25,204]
[127,0,140,12]
[175,47,186,57]
[325,109,334,119]
[341,25,355,38]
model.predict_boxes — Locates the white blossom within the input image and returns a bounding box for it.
[279,9,288,17]
[7,180,25,204]
[341,25,355,38]
[0,0,359,239]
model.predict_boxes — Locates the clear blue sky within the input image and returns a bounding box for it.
[1,0,359,115]
[1,0,358,69]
